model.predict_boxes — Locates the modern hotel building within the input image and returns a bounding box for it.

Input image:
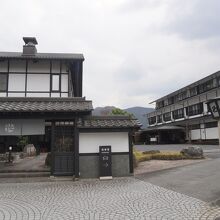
[146,71,220,144]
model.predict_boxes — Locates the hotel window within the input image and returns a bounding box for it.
[163,112,171,122]
[186,103,203,116]
[217,77,220,86]
[190,124,200,130]
[190,86,198,97]
[168,96,174,105]
[172,108,184,119]
[157,101,164,109]
[198,79,214,93]
[0,74,7,92]
[205,121,217,128]
[157,115,162,123]
[148,116,156,125]
[164,99,169,106]
[176,91,187,101]
[52,74,60,91]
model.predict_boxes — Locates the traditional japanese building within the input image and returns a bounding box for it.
[0,37,140,178]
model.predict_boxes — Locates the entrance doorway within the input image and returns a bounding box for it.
[52,121,75,176]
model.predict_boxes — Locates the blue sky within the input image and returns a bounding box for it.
[1,0,220,108]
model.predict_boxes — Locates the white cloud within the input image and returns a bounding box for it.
[0,0,220,109]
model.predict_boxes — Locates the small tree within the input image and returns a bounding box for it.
[17,136,29,151]
[111,108,133,117]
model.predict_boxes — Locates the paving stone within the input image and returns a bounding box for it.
[0,177,220,219]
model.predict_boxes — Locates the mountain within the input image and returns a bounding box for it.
[124,107,154,129]
[92,106,116,116]
[92,106,154,129]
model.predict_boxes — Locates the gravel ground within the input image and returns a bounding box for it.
[134,158,206,175]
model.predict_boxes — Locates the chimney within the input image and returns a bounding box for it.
[22,37,38,56]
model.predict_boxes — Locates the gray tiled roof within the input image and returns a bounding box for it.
[0,97,92,112]
[0,52,84,60]
[78,116,141,129]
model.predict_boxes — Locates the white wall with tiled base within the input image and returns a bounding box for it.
[79,132,129,153]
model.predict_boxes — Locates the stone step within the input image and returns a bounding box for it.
[0,169,50,173]
[0,172,50,178]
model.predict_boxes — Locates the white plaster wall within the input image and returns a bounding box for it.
[205,127,218,139]
[8,74,26,91]
[79,132,129,153]
[191,129,201,140]
[27,74,50,91]
[28,60,50,73]
[8,93,25,97]
[9,60,26,72]
[61,74,68,92]
[61,93,68,97]
[0,93,6,97]
[51,93,60,97]
[26,93,50,97]
[0,61,8,72]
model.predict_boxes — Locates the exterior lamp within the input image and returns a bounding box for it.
[8,146,13,163]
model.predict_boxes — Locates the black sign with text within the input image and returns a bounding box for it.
[99,146,112,178]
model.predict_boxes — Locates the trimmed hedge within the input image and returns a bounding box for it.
[133,148,204,163]
[143,150,160,155]
[151,152,187,160]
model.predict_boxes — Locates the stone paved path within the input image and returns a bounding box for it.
[0,177,220,220]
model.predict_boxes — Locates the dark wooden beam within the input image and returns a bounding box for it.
[50,121,55,176]
[6,59,9,97]
[0,111,91,119]
[74,117,79,178]
[79,128,132,133]
[76,61,80,97]
[128,131,133,174]
[25,59,28,97]
[79,61,83,97]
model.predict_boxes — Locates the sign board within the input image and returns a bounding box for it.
[209,101,220,118]
[99,146,112,180]
[0,119,45,136]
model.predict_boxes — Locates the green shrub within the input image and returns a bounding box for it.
[133,148,151,162]
[151,152,186,160]
[133,148,204,164]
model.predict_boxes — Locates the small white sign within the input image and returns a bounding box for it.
[5,123,15,133]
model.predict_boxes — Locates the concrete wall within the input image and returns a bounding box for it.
[79,154,130,178]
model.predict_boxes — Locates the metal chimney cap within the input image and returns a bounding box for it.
[23,37,38,45]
